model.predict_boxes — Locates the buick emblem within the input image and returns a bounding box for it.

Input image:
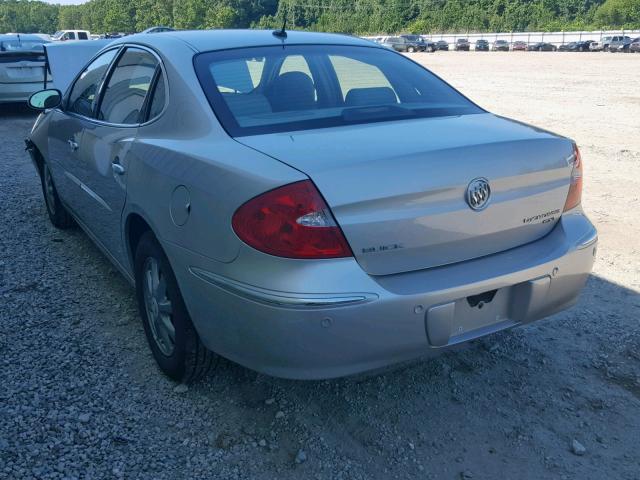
[466,178,491,210]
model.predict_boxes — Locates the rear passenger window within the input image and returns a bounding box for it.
[98,48,157,124]
[78,32,88,40]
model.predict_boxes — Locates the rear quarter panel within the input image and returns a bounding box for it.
[125,41,305,267]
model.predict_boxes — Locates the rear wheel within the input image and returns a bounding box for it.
[41,162,74,229]
[407,46,415,53]
[134,231,216,382]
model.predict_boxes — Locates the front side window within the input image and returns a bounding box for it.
[195,45,482,137]
[98,48,158,124]
[67,49,118,117]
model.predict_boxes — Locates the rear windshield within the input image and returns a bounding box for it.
[194,44,482,137]
[0,40,46,52]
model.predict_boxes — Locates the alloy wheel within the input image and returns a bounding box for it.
[142,257,175,356]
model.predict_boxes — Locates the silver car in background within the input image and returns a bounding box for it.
[26,30,597,382]
[0,34,49,103]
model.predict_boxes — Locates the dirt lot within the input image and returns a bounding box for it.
[1,52,639,480]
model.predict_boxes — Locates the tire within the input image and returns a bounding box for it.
[407,46,415,53]
[135,231,216,383]
[40,162,74,229]
[428,46,435,52]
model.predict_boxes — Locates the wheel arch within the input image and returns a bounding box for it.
[25,138,45,178]
[125,211,156,272]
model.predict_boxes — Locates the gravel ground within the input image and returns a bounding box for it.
[1,52,639,480]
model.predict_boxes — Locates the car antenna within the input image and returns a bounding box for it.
[272,8,287,39]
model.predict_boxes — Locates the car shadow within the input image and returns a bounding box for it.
[191,272,639,477]
[0,102,37,118]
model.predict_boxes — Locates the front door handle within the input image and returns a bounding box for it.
[67,139,78,151]
[112,157,125,175]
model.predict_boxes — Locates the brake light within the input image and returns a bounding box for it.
[563,144,583,212]
[232,180,352,259]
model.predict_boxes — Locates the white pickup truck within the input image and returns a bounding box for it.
[51,30,91,42]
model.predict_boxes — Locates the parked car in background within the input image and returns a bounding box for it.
[608,36,633,52]
[528,42,557,51]
[574,40,595,51]
[400,35,435,52]
[381,36,424,52]
[558,42,574,51]
[511,41,527,51]
[103,32,125,39]
[0,34,49,103]
[51,30,90,41]
[435,40,449,51]
[590,36,621,51]
[630,37,640,53]
[475,39,489,51]
[454,38,470,51]
[141,26,175,34]
[492,40,509,51]
[25,30,596,381]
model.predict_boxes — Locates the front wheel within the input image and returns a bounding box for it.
[407,46,415,53]
[41,162,74,229]
[135,232,216,382]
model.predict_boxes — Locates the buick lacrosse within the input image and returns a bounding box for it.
[25,30,597,381]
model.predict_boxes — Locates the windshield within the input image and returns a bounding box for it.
[195,45,482,137]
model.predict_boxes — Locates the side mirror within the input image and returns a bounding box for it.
[28,89,62,111]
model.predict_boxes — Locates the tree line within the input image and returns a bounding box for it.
[0,0,638,36]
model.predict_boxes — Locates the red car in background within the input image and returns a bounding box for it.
[512,41,527,51]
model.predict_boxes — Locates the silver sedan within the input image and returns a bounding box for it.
[0,34,49,103]
[26,30,597,381]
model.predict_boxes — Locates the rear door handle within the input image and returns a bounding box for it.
[67,139,78,151]
[111,157,125,175]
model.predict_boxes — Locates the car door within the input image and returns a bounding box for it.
[47,48,120,216]
[73,46,161,267]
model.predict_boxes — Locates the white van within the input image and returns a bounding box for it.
[51,30,91,42]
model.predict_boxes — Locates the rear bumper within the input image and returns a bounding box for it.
[167,213,597,379]
[0,81,42,103]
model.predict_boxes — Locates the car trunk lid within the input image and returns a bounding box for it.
[0,51,46,84]
[236,113,574,276]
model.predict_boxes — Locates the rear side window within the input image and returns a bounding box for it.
[98,48,158,124]
[195,44,482,137]
[78,32,88,40]
[147,70,166,119]
[67,49,118,117]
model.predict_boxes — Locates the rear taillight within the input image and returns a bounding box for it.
[563,144,583,212]
[232,180,352,259]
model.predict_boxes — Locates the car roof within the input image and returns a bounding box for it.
[111,29,378,52]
